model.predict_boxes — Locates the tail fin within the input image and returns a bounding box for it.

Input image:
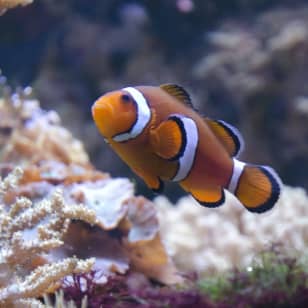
[228,159,282,213]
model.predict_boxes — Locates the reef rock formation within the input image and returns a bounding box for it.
[0,85,181,306]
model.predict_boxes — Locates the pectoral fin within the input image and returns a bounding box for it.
[150,117,186,161]
[205,118,244,158]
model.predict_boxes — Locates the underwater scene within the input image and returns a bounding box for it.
[0,0,308,307]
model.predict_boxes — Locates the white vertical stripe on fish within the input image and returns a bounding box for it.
[228,158,245,193]
[113,87,151,142]
[172,115,198,182]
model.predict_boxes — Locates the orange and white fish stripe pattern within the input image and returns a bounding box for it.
[92,84,282,213]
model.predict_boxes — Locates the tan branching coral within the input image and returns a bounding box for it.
[0,258,94,305]
[156,186,308,276]
[9,163,180,284]
[0,0,33,15]
[0,145,180,305]
[0,168,95,306]
[43,290,87,308]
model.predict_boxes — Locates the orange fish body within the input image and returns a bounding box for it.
[92,84,282,212]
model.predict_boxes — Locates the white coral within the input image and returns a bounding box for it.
[156,186,308,275]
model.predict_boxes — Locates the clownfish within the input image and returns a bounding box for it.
[92,84,282,213]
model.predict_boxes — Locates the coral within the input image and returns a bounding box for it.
[0,0,32,15]
[7,162,181,283]
[59,246,308,308]
[0,86,181,305]
[0,85,89,166]
[156,186,308,275]
[0,164,180,305]
[61,271,213,308]
[1,1,308,194]
[0,168,95,306]
[198,245,308,307]
[2,2,308,305]
[44,290,88,308]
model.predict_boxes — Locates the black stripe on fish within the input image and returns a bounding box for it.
[167,115,187,161]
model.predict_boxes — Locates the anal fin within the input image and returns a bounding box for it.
[205,118,244,157]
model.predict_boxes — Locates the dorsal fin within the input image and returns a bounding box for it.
[160,84,194,108]
[205,118,245,158]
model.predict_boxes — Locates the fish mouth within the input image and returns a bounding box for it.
[91,100,113,120]
[91,99,115,138]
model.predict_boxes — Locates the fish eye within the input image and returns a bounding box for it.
[121,94,131,103]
